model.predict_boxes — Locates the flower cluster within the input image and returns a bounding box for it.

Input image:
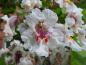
[0,0,86,65]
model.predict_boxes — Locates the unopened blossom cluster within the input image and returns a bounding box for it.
[0,0,86,65]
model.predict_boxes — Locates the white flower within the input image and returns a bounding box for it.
[10,40,23,47]
[66,38,82,52]
[1,15,14,41]
[0,48,9,57]
[5,56,13,64]
[63,1,83,15]
[31,0,42,8]
[21,0,31,7]
[65,16,75,28]
[21,0,42,12]
[19,57,33,65]
[1,15,9,21]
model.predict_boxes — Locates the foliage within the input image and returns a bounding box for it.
[71,51,86,65]
[82,9,86,22]
[0,0,16,14]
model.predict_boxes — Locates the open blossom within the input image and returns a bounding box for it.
[18,8,59,57]
[23,8,58,44]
